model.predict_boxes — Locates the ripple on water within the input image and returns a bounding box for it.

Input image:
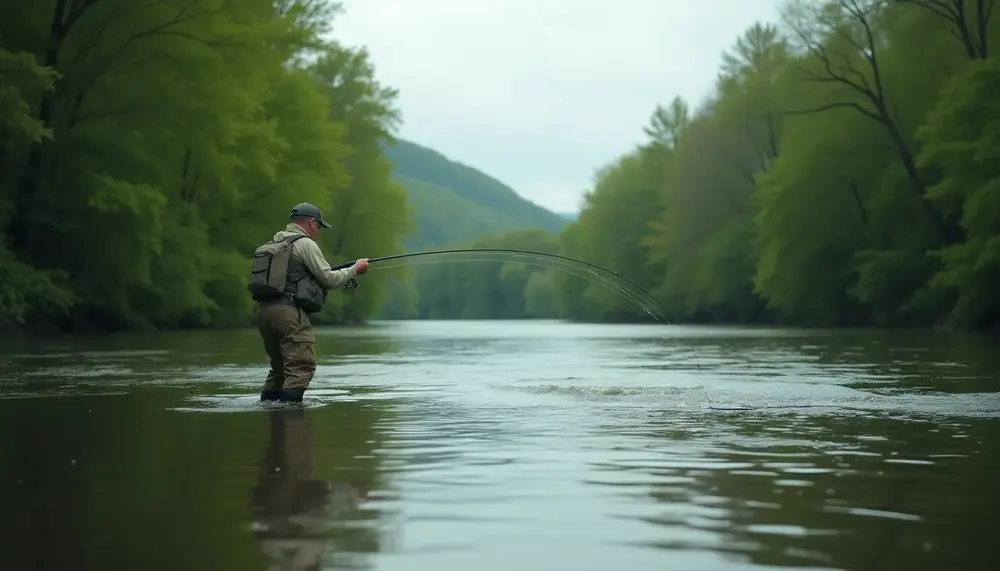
[167,386,410,413]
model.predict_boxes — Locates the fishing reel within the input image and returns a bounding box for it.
[328,262,359,290]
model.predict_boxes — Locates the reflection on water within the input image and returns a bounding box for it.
[250,407,370,570]
[0,320,997,570]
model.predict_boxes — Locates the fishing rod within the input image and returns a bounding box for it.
[330,247,672,321]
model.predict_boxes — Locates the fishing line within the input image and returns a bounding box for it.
[700,387,882,412]
[333,248,673,325]
[333,249,863,413]
[701,388,753,411]
[334,247,704,373]
[332,248,716,403]
[368,253,665,324]
[334,249,864,413]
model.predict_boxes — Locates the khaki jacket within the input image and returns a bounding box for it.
[271,223,357,289]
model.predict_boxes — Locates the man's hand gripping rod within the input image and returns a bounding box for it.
[331,260,359,290]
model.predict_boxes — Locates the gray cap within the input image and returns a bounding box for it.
[289,202,331,228]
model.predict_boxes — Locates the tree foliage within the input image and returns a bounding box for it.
[0,0,413,331]
[6,0,999,333]
[401,0,1000,331]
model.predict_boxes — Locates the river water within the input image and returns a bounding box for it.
[1,320,997,571]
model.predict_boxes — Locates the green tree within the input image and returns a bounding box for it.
[538,0,1000,331]
[916,56,1000,328]
[0,0,412,331]
[309,46,415,325]
[641,24,791,323]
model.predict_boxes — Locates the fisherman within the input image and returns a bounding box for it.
[248,202,369,403]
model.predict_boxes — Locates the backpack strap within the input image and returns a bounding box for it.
[283,234,313,284]
[274,234,308,246]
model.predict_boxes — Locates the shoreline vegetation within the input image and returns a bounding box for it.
[2,0,998,336]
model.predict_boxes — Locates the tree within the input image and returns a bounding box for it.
[531,4,1000,330]
[0,0,412,331]
[780,0,958,244]
[895,0,995,59]
[915,57,1000,328]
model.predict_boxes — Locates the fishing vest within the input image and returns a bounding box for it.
[248,235,328,313]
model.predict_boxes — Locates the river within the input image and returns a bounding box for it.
[1,320,997,570]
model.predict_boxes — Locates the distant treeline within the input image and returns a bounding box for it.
[3,0,998,333]
[1,0,413,332]
[393,0,1000,331]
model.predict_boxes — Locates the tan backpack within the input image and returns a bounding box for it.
[247,235,307,301]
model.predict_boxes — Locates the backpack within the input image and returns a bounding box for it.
[247,235,308,301]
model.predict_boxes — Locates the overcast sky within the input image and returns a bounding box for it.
[333,0,784,213]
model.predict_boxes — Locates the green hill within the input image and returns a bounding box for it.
[385,139,568,248]
[375,139,571,319]
[399,176,531,249]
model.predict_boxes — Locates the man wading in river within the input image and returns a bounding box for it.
[248,202,369,403]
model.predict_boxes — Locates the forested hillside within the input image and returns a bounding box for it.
[413,0,1000,331]
[396,176,522,249]
[0,0,413,331]
[384,139,568,242]
[368,138,571,319]
[385,140,568,249]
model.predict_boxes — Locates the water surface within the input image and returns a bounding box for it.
[1,320,998,570]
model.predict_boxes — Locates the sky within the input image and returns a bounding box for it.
[333,0,785,214]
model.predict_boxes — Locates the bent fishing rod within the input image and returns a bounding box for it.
[330,247,670,318]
